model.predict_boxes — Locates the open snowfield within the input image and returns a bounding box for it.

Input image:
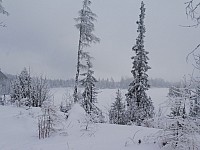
[0,88,168,150]
[51,88,169,118]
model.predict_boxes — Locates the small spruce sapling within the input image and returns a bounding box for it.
[109,89,126,125]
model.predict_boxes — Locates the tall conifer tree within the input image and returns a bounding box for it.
[74,0,99,103]
[125,1,154,126]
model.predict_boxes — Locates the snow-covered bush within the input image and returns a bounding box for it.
[38,98,65,139]
[10,68,49,108]
[157,85,200,150]
[60,91,73,114]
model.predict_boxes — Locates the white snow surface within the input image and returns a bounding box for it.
[0,88,168,150]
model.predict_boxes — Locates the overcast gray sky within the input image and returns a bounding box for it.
[0,0,199,81]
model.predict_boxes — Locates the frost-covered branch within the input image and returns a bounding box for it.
[0,0,8,16]
[184,0,200,55]
[0,0,9,27]
[185,0,200,26]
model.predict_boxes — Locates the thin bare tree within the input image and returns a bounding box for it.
[73,0,99,103]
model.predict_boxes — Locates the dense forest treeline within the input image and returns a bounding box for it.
[5,73,179,89]
[43,77,180,89]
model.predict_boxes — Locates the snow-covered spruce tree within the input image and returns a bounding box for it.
[80,55,103,121]
[18,67,31,100]
[109,89,126,125]
[11,68,31,106]
[73,0,100,103]
[158,86,199,150]
[125,1,154,126]
[80,56,97,113]
[11,76,22,106]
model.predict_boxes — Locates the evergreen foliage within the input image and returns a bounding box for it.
[79,55,104,123]
[125,1,154,126]
[109,89,126,125]
[80,56,98,114]
[11,77,22,105]
[11,68,31,106]
[18,68,31,100]
[41,77,177,89]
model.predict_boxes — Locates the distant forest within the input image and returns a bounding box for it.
[5,73,178,89]
[47,77,179,89]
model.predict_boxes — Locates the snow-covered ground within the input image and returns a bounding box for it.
[0,88,168,150]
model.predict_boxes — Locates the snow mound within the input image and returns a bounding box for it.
[66,103,87,132]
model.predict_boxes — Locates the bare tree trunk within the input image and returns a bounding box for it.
[38,118,40,139]
[74,27,82,103]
